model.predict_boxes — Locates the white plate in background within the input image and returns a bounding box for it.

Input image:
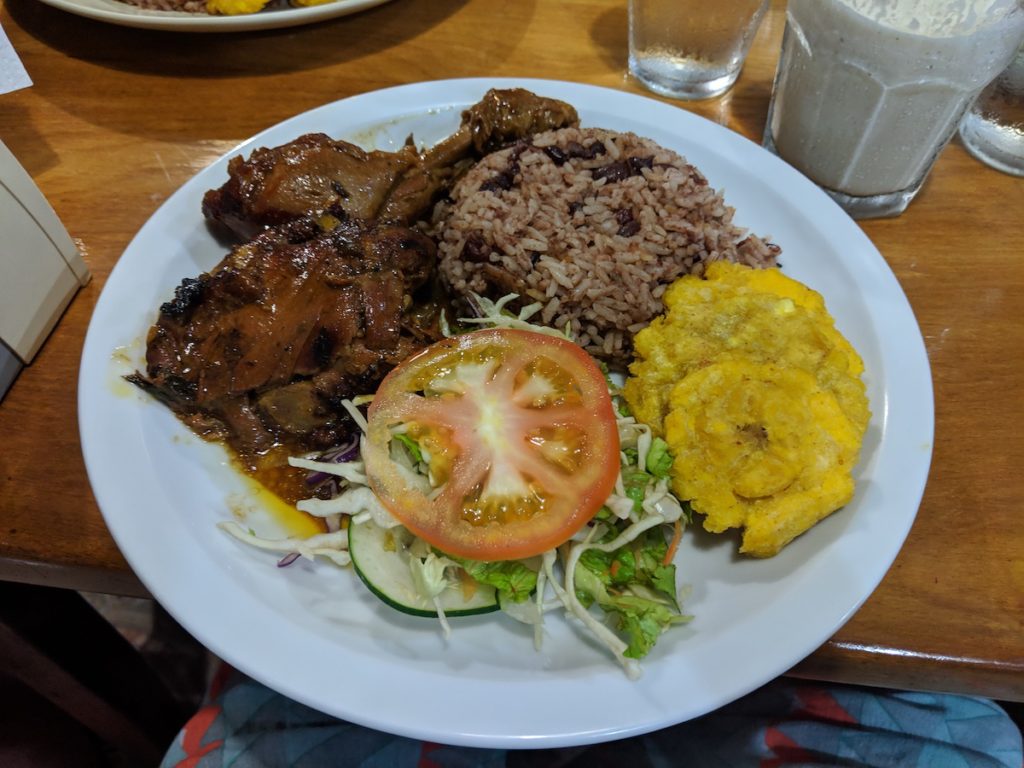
[36,0,393,32]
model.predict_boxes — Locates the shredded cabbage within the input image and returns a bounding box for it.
[218,521,351,566]
[218,299,691,678]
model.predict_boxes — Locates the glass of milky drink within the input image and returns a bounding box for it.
[628,0,770,100]
[763,0,1024,218]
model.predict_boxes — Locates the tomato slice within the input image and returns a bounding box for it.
[364,328,620,562]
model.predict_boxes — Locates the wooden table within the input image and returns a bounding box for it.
[1,0,1022,737]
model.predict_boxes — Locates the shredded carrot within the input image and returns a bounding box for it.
[663,520,683,565]
[609,559,621,578]
[458,568,478,601]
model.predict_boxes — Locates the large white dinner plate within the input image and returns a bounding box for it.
[79,78,934,748]
[36,0,393,32]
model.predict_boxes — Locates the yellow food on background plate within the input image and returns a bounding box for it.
[623,261,870,556]
[205,0,332,14]
[205,0,269,14]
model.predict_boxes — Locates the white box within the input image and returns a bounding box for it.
[0,140,90,399]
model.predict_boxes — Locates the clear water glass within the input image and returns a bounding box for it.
[628,0,769,100]
[959,43,1024,177]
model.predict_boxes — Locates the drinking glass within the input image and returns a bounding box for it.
[762,0,1024,219]
[628,0,769,100]
[959,43,1024,177]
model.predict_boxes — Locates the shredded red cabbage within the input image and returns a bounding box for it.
[304,435,361,489]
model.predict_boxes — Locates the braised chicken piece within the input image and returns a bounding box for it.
[127,211,439,460]
[202,88,579,240]
[132,88,577,463]
[456,87,582,156]
[201,136,423,241]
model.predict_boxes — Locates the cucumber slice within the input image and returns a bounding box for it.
[348,519,499,617]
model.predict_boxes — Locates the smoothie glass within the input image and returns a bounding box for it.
[763,0,1024,219]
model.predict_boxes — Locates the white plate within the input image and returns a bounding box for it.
[36,0,393,32]
[79,78,934,748]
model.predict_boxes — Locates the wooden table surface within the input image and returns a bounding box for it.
[1,0,1022,704]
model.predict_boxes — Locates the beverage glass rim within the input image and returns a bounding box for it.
[807,0,1024,41]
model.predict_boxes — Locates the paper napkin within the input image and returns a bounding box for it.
[0,22,31,94]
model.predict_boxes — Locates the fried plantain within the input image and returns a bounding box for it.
[623,261,870,556]
[624,262,869,439]
[664,361,861,556]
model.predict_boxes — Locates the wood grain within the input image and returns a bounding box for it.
[1,0,1022,701]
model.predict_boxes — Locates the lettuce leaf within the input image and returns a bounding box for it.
[619,439,673,514]
[393,433,423,464]
[579,526,679,606]
[457,558,537,604]
[573,563,690,659]
[607,595,691,659]
[622,470,650,513]
[645,437,673,478]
